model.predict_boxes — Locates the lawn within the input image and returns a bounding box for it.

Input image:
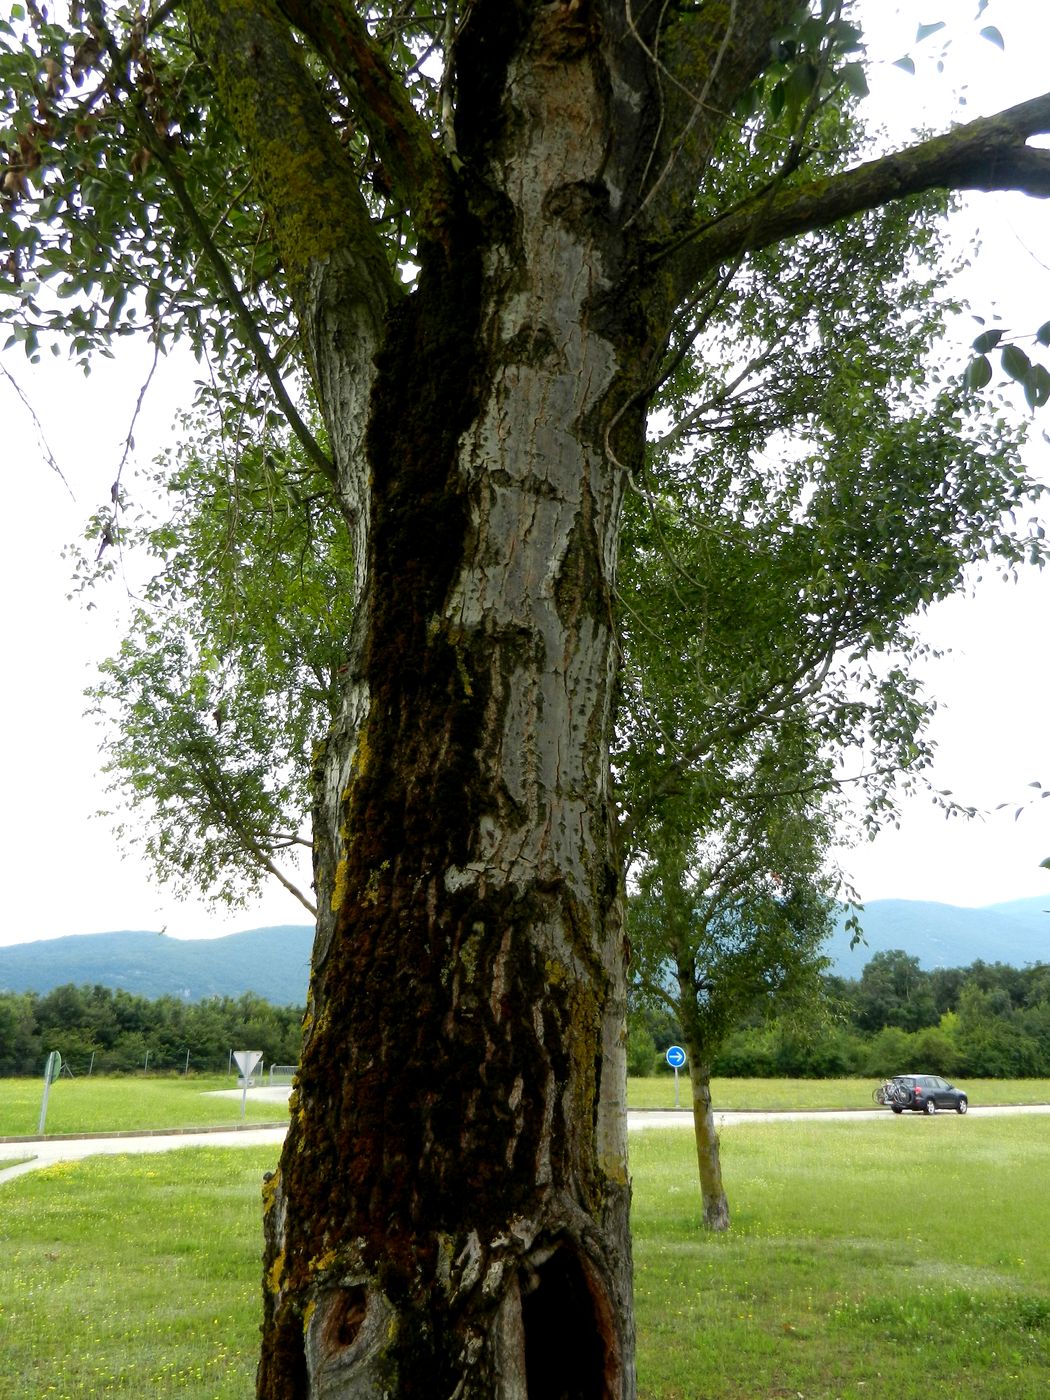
[627,1074,1050,1111]
[0,1075,290,1138]
[0,1147,273,1398]
[2,1115,1048,1397]
[632,1115,1050,1398]
[2,1074,1044,1137]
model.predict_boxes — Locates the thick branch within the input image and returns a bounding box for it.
[631,0,796,231]
[669,92,1050,292]
[86,1,335,478]
[277,0,457,234]
[184,0,396,312]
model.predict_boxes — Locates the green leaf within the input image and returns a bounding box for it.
[841,63,869,99]
[972,328,1004,354]
[1035,321,1050,348]
[1023,364,1050,411]
[916,22,946,43]
[963,355,992,391]
[980,26,1005,50]
[893,56,916,75]
[1001,343,1032,383]
[782,60,819,125]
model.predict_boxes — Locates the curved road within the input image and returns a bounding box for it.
[3,1100,1048,1186]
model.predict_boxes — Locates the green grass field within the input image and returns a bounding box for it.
[0,1147,271,1398]
[2,1074,1045,1138]
[627,1074,1050,1111]
[632,1115,1050,1398]
[2,1113,1048,1397]
[0,1076,290,1139]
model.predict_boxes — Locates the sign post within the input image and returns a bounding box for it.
[233,1050,263,1119]
[665,1044,687,1109]
[38,1051,62,1135]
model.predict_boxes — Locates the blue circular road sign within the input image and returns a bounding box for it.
[665,1045,687,1069]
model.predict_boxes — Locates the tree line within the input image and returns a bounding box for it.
[5,946,1047,1085]
[630,949,1050,1082]
[0,984,302,1078]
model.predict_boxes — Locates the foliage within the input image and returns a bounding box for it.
[74,418,351,911]
[627,728,840,1071]
[712,953,1050,1080]
[616,176,1043,867]
[0,983,303,1077]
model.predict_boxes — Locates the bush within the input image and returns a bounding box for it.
[627,1012,659,1077]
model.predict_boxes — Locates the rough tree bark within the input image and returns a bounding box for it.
[244,5,671,1395]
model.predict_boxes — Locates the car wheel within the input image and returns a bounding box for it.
[956,1098,968,1115]
[923,1098,936,1115]
[892,1105,903,1114]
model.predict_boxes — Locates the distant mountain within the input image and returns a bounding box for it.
[828,896,1050,978]
[2,899,1048,1002]
[0,925,314,1004]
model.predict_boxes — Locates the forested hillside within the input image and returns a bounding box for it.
[828,896,1050,975]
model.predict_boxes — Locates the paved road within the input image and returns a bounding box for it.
[3,1102,1048,1187]
[631,1103,1050,1128]
[0,1122,288,1185]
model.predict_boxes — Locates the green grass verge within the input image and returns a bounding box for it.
[0,1076,290,1138]
[2,1118,1049,1397]
[633,1115,1050,1397]
[627,1074,1050,1111]
[3,1075,1043,1135]
[0,1147,275,1398]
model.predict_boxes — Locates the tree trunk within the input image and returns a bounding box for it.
[257,8,659,1396]
[686,1056,731,1233]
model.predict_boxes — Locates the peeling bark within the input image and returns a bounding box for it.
[257,7,657,1395]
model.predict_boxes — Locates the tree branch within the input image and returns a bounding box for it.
[85,1,338,481]
[668,93,1050,292]
[184,0,397,311]
[276,0,457,235]
[149,141,338,483]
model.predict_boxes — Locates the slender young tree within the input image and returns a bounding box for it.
[628,721,841,1232]
[5,4,1050,1395]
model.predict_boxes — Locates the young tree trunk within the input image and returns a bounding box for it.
[685,1055,731,1233]
[257,8,660,1396]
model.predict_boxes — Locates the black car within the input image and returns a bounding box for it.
[876,1074,968,1115]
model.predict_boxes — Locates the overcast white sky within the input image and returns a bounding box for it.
[2,1,1049,947]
